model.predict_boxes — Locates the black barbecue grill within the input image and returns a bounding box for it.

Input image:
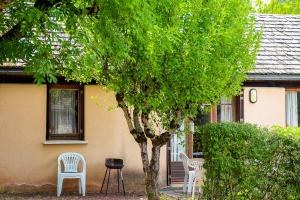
[100,158,125,195]
[105,158,124,169]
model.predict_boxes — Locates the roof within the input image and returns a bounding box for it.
[1,13,300,81]
[248,14,300,81]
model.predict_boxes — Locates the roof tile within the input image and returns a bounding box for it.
[252,14,300,75]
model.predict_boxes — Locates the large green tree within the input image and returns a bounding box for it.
[257,0,300,14]
[0,0,260,199]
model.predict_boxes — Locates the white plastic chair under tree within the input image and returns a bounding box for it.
[179,152,195,194]
[188,159,204,200]
[57,152,86,197]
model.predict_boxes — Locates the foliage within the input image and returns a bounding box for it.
[0,1,260,199]
[257,0,300,14]
[195,123,300,200]
[0,0,260,122]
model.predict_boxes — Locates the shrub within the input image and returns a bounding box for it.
[195,123,300,200]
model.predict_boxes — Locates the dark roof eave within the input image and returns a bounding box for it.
[247,73,300,81]
[0,67,25,74]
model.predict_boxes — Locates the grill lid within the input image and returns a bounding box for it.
[105,158,124,169]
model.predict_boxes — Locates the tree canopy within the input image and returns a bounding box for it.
[0,0,260,199]
[257,0,300,14]
[1,0,259,119]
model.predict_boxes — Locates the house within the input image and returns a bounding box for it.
[0,81,168,192]
[243,14,300,127]
[168,14,300,184]
[206,14,300,128]
[0,14,299,191]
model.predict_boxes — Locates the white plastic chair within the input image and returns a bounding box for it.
[188,159,204,200]
[179,152,195,194]
[57,152,86,197]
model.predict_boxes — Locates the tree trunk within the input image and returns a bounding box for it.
[143,145,161,200]
[115,94,176,200]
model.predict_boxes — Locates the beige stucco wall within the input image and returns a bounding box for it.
[244,87,286,127]
[0,84,167,193]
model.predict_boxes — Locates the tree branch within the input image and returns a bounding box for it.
[116,93,147,143]
[87,1,99,15]
[139,142,149,173]
[133,108,143,133]
[141,111,156,139]
[0,0,98,43]
[0,0,61,43]
[149,145,160,169]
[152,111,181,146]
[0,24,22,42]
[0,0,12,12]
[152,131,172,147]
[116,93,134,131]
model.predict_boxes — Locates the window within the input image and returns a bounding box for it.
[286,91,300,127]
[194,107,210,126]
[47,84,84,140]
[193,110,210,156]
[194,111,210,126]
[217,97,233,122]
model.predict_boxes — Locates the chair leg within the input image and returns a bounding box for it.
[192,177,197,200]
[183,174,188,193]
[117,169,120,193]
[100,167,108,193]
[57,177,63,197]
[57,176,60,197]
[188,173,194,194]
[120,169,125,196]
[80,177,86,196]
[78,179,82,195]
[105,169,111,195]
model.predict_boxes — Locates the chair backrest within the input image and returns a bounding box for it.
[58,152,86,173]
[179,152,190,174]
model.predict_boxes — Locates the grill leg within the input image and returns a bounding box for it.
[120,169,125,196]
[105,169,110,195]
[117,169,120,193]
[105,169,111,195]
[100,167,108,193]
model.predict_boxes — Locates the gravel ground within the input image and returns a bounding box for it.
[0,192,146,200]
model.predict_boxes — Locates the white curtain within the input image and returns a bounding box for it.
[286,91,298,127]
[220,97,232,122]
[171,122,186,161]
[50,89,77,134]
[171,134,186,162]
[170,120,195,161]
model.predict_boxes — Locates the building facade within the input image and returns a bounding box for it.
[1,14,300,190]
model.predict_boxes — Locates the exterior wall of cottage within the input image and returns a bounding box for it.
[0,84,167,193]
[244,87,286,127]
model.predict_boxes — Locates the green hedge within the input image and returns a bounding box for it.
[195,123,300,200]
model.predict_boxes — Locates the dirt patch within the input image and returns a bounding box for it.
[0,192,145,200]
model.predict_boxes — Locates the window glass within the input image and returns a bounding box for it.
[194,111,210,126]
[286,91,300,127]
[49,89,78,134]
[217,97,232,122]
[47,85,84,140]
